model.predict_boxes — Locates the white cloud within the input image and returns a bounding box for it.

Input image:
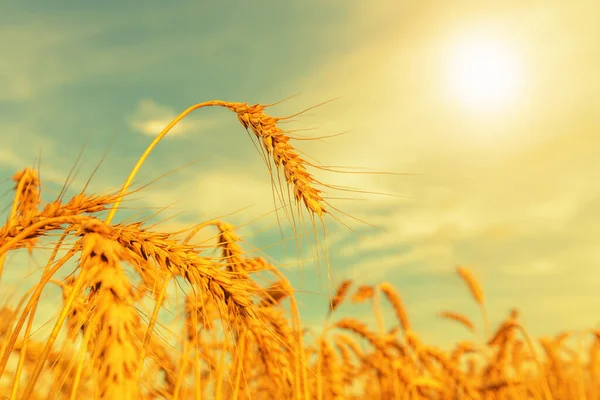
[0,147,25,168]
[127,99,201,137]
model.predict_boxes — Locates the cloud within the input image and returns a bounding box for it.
[127,99,198,137]
[129,166,289,228]
[0,147,25,168]
[0,5,237,103]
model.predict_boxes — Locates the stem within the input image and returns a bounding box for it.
[372,288,385,335]
[231,329,248,400]
[514,323,553,400]
[69,307,100,400]
[105,100,231,225]
[134,274,170,383]
[21,270,87,398]
[0,246,78,377]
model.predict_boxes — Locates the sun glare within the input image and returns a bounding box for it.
[446,36,521,112]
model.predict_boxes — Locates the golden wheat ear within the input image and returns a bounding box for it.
[328,279,352,316]
[456,265,490,340]
[107,100,329,226]
[439,311,476,334]
[379,282,411,333]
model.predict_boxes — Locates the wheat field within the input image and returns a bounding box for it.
[0,101,598,400]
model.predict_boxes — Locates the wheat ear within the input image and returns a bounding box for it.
[106,100,327,225]
[456,266,489,341]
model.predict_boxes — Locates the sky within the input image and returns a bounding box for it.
[1,0,599,349]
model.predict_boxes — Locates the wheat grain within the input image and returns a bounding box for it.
[439,311,477,333]
[378,282,411,333]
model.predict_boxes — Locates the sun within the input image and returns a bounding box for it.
[445,36,521,112]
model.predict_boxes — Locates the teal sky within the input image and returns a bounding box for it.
[1,1,600,349]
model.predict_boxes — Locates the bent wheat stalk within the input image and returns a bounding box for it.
[106,100,327,225]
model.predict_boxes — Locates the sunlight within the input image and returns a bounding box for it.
[446,35,522,112]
